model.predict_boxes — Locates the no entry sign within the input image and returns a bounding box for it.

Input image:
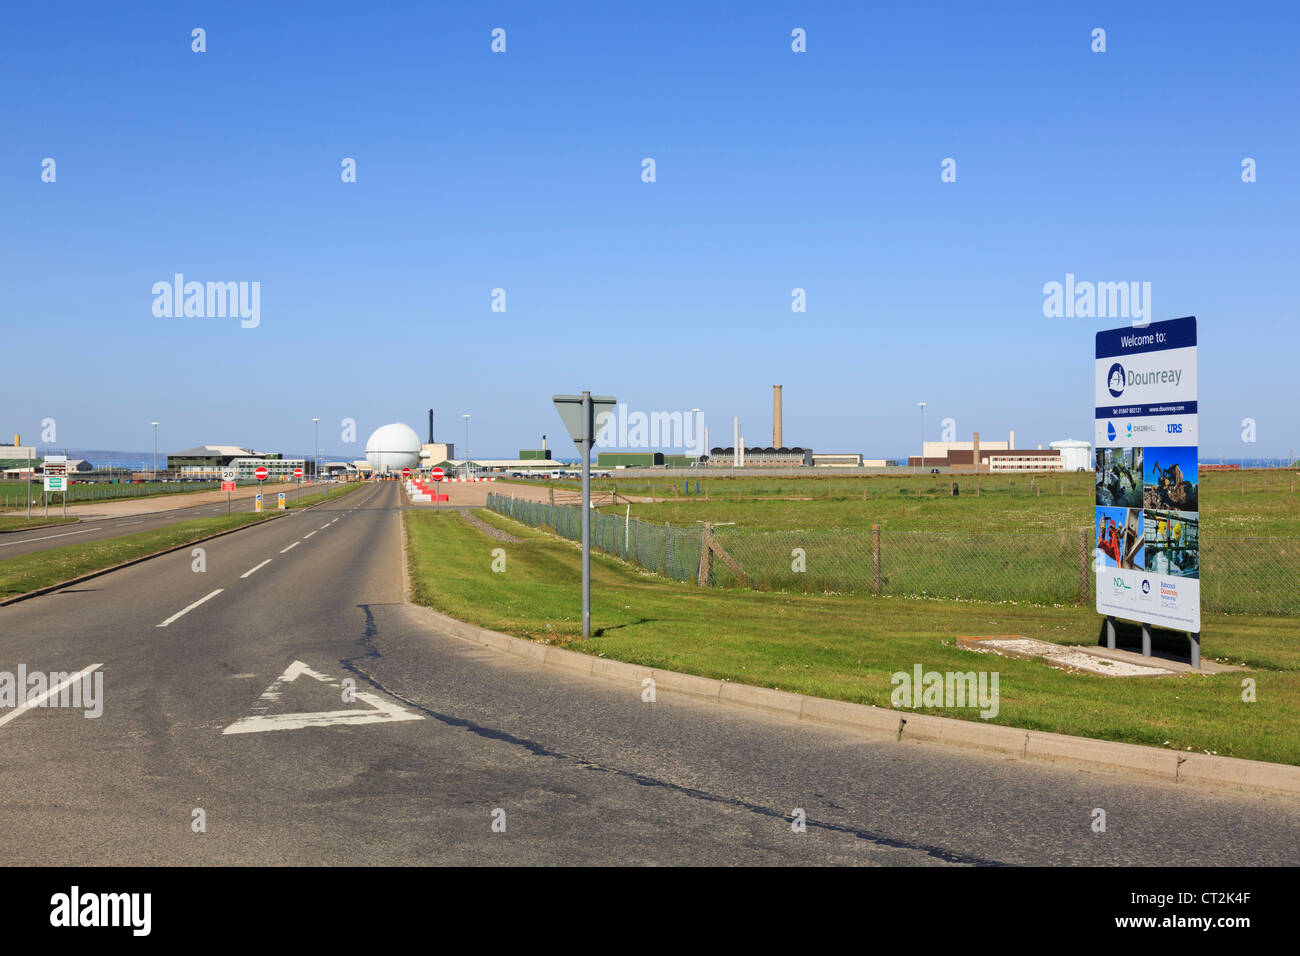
[255,466,269,482]
[402,467,411,478]
[293,467,303,478]
[430,467,444,481]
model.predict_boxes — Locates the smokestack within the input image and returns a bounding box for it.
[542,434,547,456]
[704,425,709,458]
[1009,429,1015,450]
[973,431,981,473]
[429,409,434,444]
[773,385,783,448]
[733,417,740,466]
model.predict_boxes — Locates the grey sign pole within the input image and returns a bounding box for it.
[553,391,616,640]
[580,392,592,638]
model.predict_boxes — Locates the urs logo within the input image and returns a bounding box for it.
[1167,423,1183,434]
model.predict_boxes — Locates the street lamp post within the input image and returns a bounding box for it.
[312,417,320,496]
[916,403,926,473]
[463,414,471,479]
[151,422,160,481]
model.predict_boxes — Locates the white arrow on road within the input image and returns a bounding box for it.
[221,660,423,735]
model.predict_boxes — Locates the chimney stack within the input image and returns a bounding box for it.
[429,409,434,444]
[772,385,783,448]
[973,431,981,473]
[1009,428,1015,450]
[733,417,741,466]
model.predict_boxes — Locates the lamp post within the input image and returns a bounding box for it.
[463,413,471,479]
[916,403,926,473]
[151,422,160,481]
[312,417,320,491]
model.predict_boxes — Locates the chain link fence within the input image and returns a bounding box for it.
[486,493,1300,615]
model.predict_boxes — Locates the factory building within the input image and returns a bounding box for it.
[908,431,1062,471]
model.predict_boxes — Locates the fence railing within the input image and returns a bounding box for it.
[486,493,1300,616]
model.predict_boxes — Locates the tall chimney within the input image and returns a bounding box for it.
[1009,429,1015,450]
[772,385,783,448]
[973,431,981,473]
[542,434,547,456]
[429,409,434,444]
[733,417,741,466]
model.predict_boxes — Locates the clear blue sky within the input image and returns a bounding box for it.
[3,1,1296,459]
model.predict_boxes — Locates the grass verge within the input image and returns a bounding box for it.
[0,516,80,532]
[406,507,1300,766]
[0,514,269,598]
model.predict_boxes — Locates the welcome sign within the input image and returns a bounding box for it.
[1094,316,1200,632]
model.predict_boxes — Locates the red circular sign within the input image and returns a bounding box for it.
[430,467,444,481]
[293,468,303,478]
[255,466,269,482]
[402,467,411,478]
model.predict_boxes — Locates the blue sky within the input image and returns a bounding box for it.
[3,1,1296,459]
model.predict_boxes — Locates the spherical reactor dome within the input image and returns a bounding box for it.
[365,422,421,473]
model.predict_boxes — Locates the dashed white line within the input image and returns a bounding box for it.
[280,541,300,553]
[240,559,272,578]
[304,531,317,539]
[156,589,224,628]
[0,528,102,548]
[0,663,104,728]
[320,524,330,529]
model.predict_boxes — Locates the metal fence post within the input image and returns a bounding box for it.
[1078,528,1090,602]
[872,524,882,595]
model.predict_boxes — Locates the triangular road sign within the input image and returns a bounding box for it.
[552,394,616,447]
[221,660,424,735]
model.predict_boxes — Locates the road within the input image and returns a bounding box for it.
[0,482,332,560]
[1,481,1297,865]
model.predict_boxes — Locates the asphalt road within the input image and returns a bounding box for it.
[0,483,331,560]
[1,481,1297,865]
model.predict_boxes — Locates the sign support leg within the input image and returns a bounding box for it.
[1105,615,1116,650]
[1190,631,1200,670]
[1141,622,1152,657]
[581,391,592,639]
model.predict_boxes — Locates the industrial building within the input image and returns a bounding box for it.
[908,431,1065,471]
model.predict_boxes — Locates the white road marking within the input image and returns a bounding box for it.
[156,589,224,628]
[320,523,330,529]
[240,559,272,578]
[279,541,300,553]
[0,527,102,548]
[120,521,143,526]
[0,663,104,729]
[303,531,317,539]
[222,660,424,734]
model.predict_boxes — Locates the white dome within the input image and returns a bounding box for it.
[365,423,421,473]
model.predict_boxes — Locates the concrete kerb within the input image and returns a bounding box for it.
[397,511,1300,799]
[0,486,356,608]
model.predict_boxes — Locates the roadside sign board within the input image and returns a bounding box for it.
[255,493,263,513]
[431,467,444,481]
[221,468,237,482]
[552,395,617,448]
[221,481,237,492]
[43,455,68,492]
[1094,316,1199,634]
[293,467,303,478]
[402,467,411,478]
[277,492,286,510]
[255,466,269,482]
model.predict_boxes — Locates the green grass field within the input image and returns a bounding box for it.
[500,469,1300,535]
[405,508,1300,766]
